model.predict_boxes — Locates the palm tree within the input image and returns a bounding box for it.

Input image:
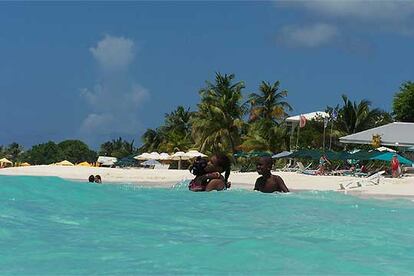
[191,73,246,154]
[5,142,24,162]
[337,95,390,135]
[99,137,136,158]
[248,81,292,124]
[139,128,165,153]
[164,106,193,135]
[241,81,292,152]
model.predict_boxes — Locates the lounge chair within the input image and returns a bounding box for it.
[297,162,318,174]
[339,170,385,190]
[279,162,300,172]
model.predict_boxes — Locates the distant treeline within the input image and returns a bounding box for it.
[1,74,413,165]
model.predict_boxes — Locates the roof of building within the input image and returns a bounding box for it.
[339,122,414,147]
[286,111,329,123]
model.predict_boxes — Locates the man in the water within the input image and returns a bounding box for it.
[254,157,289,193]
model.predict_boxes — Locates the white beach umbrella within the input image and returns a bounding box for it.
[159,152,171,160]
[170,151,190,169]
[148,152,161,160]
[134,152,153,160]
[184,150,207,158]
[376,146,396,153]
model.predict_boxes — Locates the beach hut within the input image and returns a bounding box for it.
[77,161,91,167]
[0,158,13,167]
[55,160,75,166]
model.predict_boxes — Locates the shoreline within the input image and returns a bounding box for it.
[1,165,413,200]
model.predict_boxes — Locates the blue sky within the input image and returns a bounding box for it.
[1,1,413,149]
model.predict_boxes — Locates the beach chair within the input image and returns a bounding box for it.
[297,162,318,175]
[339,171,385,190]
[279,162,300,172]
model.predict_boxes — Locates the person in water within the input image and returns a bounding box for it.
[94,175,102,183]
[254,157,289,193]
[188,153,231,192]
[88,175,95,182]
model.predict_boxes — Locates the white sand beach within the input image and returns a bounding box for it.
[0,165,413,199]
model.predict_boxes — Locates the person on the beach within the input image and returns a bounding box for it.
[95,175,102,183]
[188,153,231,192]
[88,175,95,182]
[254,156,289,193]
[318,154,331,175]
[391,154,401,178]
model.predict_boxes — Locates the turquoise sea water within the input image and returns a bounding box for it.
[1,175,414,275]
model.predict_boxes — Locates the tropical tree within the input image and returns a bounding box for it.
[393,81,414,122]
[248,81,292,123]
[58,140,97,163]
[160,106,194,152]
[23,141,63,165]
[241,81,292,152]
[139,128,165,153]
[335,95,391,135]
[3,142,24,162]
[99,137,136,158]
[191,73,246,154]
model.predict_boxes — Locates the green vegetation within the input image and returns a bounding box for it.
[393,81,414,122]
[2,73,410,165]
[99,137,136,159]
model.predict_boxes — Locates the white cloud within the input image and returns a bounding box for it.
[90,35,135,71]
[80,35,149,143]
[301,1,414,22]
[277,23,338,48]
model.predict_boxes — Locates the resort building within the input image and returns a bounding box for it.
[340,122,414,148]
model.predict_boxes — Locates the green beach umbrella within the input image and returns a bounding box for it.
[248,150,273,157]
[369,152,413,165]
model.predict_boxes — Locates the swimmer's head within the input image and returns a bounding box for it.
[256,157,273,175]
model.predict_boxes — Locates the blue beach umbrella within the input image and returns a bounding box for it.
[141,159,161,166]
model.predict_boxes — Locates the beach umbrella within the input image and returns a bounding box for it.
[77,161,91,167]
[234,151,248,158]
[370,152,413,165]
[148,152,161,160]
[115,156,139,167]
[134,152,153,160]
[0,158,13,167]
[272,151,293,159]
[141,159,161,166]
[376,146,396,153]
[159,152,171,160]
[170,151,190,170]
[184,150,207,158]
[0,158,13,164]
[20,162,31,167]
[248,150,273,157]
[55,160,74,166]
